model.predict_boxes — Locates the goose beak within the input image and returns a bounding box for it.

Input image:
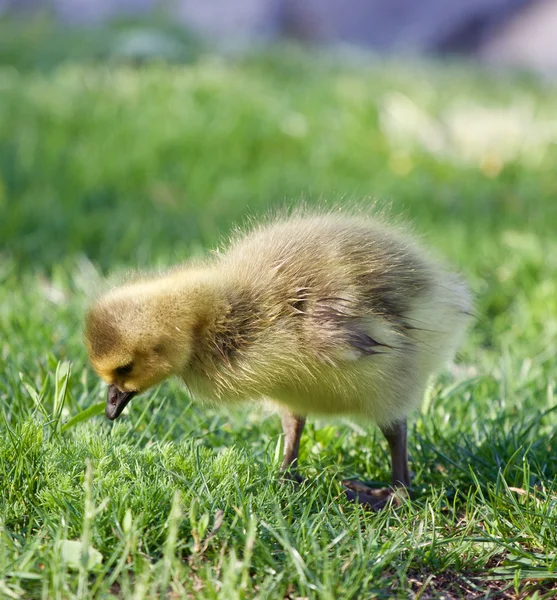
[106,385,137,420]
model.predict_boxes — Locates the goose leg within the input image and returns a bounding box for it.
[280,411,305,483]
[343,418,411,510]
[381,419,411,489]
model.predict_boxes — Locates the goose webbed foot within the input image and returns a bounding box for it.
[342,480,409,510]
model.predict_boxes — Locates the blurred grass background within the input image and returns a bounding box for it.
[1,15,557,599]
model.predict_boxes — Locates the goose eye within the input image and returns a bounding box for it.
[115,362,133,377]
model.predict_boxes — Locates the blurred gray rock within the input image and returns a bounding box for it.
[278,0,530,53]
[175,0,280,38]
[481,0,557,70]
[2,0,549,63]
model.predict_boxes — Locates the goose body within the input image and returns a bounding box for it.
[86,211,472,507]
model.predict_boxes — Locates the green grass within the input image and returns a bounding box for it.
[1,19,557,598]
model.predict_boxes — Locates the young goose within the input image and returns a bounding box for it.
[85,211,472,508]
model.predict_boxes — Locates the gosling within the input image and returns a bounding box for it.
[85,211,472,508]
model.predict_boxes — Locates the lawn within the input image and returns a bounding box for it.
[1,18,557,600]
